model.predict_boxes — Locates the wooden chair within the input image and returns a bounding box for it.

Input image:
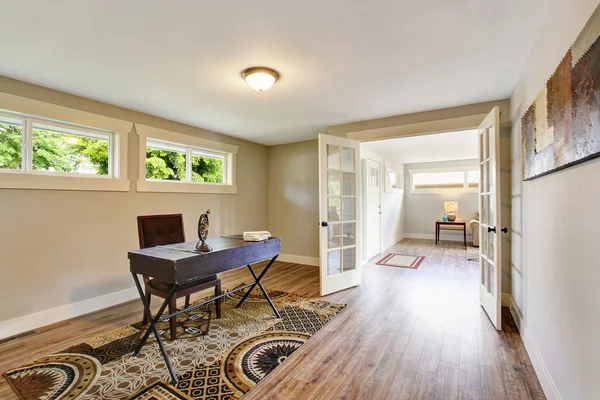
[137,214,221,340]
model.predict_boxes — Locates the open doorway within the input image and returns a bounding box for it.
[360,129,480,264]
[318,109,506,332]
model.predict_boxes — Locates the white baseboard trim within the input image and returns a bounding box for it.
[382,234,407,252]
[504,294,562,400]
[501,292,511,307]
[404,233,474,243]
[521,321,563,400]
[0,287,138,340]
[508,296,523,332]
[278,254,319,266]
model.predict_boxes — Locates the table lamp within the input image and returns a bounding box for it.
[444,201,458,221]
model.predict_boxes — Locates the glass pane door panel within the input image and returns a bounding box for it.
[489,195,496,226]
[328,250,341,276]
[482,162,489,193]
[328,223,342,249]
[343,172,355,195]
[479,131,484,161]
[327,145,341,169]
[482,259,489,290]
[342,223,356,246]
[342,247,356,271]
[328,198,341,222]
[481,227,488,259]
[342,197,355,221]
[481,194,488,226]
[342,147,354,171]
[489,162,495,191]
[488,231,495,262]
[482,128,489,159]
[489,260,495,292]
[487,127,494,160]
[328,171,341,196]
[486,194,492,225]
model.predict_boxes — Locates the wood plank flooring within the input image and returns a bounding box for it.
[0,239,545,399]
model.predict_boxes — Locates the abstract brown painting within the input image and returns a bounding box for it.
[522,5,600,180]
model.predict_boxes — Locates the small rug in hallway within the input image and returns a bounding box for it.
[376,253,425,269]
[3,286,345,400]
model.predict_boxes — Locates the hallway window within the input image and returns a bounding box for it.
[409,166,478,193]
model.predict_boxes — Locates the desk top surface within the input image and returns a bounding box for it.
[129,235,278,260]
[128,236,281,284]
[436,220,466,224]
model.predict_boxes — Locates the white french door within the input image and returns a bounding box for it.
[478,107,504,330]
[318,134,361,296]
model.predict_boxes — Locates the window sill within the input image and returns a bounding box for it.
[136,180,237,194]
[0,173,130,192]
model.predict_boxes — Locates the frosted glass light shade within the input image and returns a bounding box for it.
[241,67,279,91]
[444,201,458,213]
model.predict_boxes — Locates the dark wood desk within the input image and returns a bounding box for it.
[435,220,467,247]
[129,235,281,383]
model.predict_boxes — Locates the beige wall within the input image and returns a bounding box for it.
[267,140,319,259]
[403,159,479,238]
[510,1,600,399]
[0,77,268,324]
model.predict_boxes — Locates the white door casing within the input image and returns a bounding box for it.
[318,134,361,296]
[478,107,503,330]
[366,158,382,260]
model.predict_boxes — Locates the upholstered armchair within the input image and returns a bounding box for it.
[470,212,480,247]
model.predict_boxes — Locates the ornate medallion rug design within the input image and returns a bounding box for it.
[375,253,425,269]
[3,286,345,400]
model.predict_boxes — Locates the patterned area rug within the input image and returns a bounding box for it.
[3,286,345,400]
[376,253,425,269]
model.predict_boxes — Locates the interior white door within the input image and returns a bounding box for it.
[318,134,361,296]
[366,159,381,260]
[478,107,503,330]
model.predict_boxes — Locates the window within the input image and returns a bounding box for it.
[409,166,479,193]
[136,124,237,194]
[31,122,112,176]
[145,139,226,184]
[0,101,129,191]
[385,165,403,193]
[0,115,23,170]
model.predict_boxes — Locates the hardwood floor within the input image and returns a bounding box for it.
[0,239,545,399]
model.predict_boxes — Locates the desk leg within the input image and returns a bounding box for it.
[435,224,438,245]
[464,225,467,247]
[131,273,179,384]
[236,256,281,318]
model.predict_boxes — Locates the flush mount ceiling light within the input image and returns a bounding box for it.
[241,67,279,91]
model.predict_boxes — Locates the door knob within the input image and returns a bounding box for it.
[321,221,329,227]
[487,226,497,233]
[501,227,508,233]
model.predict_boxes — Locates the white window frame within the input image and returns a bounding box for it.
[384,163,404,194]
[135,124,238,194]
[409,165,479,194]
[0,93,131,191]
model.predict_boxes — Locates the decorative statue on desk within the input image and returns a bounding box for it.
[196,209,213,252]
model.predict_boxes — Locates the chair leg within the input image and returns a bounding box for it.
[184,295,190,309]
[215,280,222,319]
[169,296,177,340]
[142,290,151,325]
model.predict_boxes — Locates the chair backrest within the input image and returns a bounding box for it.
[137,214,186,249]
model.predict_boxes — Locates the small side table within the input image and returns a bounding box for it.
[435,220,467,247]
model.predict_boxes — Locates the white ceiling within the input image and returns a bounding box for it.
[0,0,550,145]
[361,130,479,164]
